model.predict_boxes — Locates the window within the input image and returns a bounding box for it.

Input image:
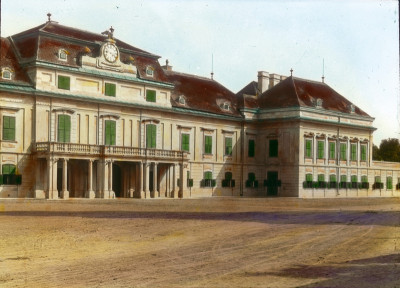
[0,164,21,185]
[204,135,212,154]
[246,172,258,188]
[340,143,347,160]
[58,115,71,143]
[269,139,278,157]
[222,172,235,188]
[104,120,116,146]
[387,177,393,189]
[248,139,255,157]
[225,137,232,156]
[351,143,357,161]
[105,83,116,97]
[181,134,189,152]
[201,171,216,187]
[305,139,312,158]
[146,66,154,77]
[351,175,358,189]
[329,142,336,159]
[361,175,368,183]
[146,90,156,102]
[361,144,367,161]
[2,69,11,79]
[146,124,156,148]
[2,116,15,141]
[58,75,70,90]
[361,175,369,189]
[178,95,185,105]
[59,49,68,60]
[187,171,193,187]
[303,174,313,188]
[221,102,230,111]
[317,140,324,159]
[340,175,347,189]
[306,174,313,182]
[317,174,326,188]
[329,174,337,188]
[373,176,383,189]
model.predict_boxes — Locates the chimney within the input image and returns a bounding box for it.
[269,73,281,89]
[257,71,269,95]
[161,59,173,71]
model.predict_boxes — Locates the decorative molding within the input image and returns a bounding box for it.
[52,107,76,114]
[142,118,160,124]
[221,129,234,135]
[0,106,21,112]
[177,125,193,130]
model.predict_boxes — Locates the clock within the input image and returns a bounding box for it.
[103,43,118,63]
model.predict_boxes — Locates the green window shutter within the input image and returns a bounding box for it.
[340,175,347,183]
[248,139,255,157]
[329,175,336,182]
[2,164,16,175]
[351,175,357,183]
[105,83,116,97]
[351,144,357,161]
[306,174,313,182]
[375,176,381,183]
[329,142,336,159]
[317,141,324,159]
[58,75,70,90]
[58,115,71,143]
[361,175,368,183]
[225,172,232,181]
[204,136,212,154]
[105,120,116,146]
[340,143,347,160]
[3,116,16,141]
[248,173,255,181]
[146,124,156,148]
[204,171,212,180]
[65,115,71,143]
[305,139,312,158]
[225,137,232,156]
[318,174,325,182]
[269,139,278,157]
[387,177,393,189]
[181,134,189,151]
[146,90,156,102]
[361,145,367,161]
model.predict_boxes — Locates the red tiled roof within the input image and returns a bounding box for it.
[0,38,31,84]
[257,76,370,117]
[166,70,241,117]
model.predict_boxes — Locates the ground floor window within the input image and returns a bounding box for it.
[201,171,215,188]
[0,164,21,185]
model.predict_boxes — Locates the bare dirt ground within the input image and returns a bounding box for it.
[0,197,399,288]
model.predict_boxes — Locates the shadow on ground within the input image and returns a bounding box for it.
[1,210,400,227]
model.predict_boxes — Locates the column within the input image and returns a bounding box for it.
[34,158,46,199]
[61,158,69,199]
[171,163,177,198]
[145,162,150,198]
[47,156,58,199]
[153,162,159,197]
[139,162,145,198]
[108,160,114,198]
[86,160,95,198]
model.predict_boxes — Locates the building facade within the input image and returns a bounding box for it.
[1,20,399,199]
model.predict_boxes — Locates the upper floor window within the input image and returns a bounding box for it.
[104,120,116,146]
[305,139,312,158]
[340,143,347,160]
[178,95,186,105]
[329,142,336,159]
[2,116,15,141]
[58,115,71,143]
[146,90,156,102]
[58,49,68,61]
[204,135,212,154]
[181,133,190,152]
[105,83,116,97]
[58,75,70,90]
[146,66,154,77]
[225,137,232,156]
[351,143,357,161]
[248,139,255,157]
[269,139,278,158]
[146,124,156,148]
[1,68,12,80]
[361,144,367,161]
[317,140,324,159]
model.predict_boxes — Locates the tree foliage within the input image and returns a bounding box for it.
[373,138,400,162]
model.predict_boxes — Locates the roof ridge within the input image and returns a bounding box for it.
[289,76,301,106]
[166,70,215,82]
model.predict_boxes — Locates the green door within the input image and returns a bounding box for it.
[267,171,279,196]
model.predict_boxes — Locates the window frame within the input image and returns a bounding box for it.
[204,135,212,154]
[146,89,156,102]
[181,133,190,152]
[387,176,393,189]
[57,114,71,143]
[329,141,336,159]
[104,82,116,97]
[351,143,357,161]
[305,139,312,158]
[225,137,233,156]
[317,140,324,159]
[269,139,278,158]
[360,144,367,161]
[58,75,71,90]
[2,69,12,80]
[146,124,157,148]
[146,66,154,77]
[104,120,116,146]
[248,139,255,157]
[340,142,347,160]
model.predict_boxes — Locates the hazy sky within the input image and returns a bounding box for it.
[1,0,399,145]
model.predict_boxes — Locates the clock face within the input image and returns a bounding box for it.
[103,43,118,63]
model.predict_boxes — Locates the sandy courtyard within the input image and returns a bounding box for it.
[0,197,399,288]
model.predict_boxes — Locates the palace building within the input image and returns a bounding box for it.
[1,18,399,199]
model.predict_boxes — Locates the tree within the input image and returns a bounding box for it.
[373,144,382,161]
[374,138,400,162]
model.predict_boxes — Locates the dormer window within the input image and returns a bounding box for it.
[178,95,186,105]
[315,98,323,108]
[349,104,355,113]
[1,68,12,80]
[146,66,154,77]
[58,49,68,61]
[222,102,230,111]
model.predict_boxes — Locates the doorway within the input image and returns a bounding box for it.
[267,171,279,196]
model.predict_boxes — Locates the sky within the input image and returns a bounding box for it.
[1,0,399,145]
